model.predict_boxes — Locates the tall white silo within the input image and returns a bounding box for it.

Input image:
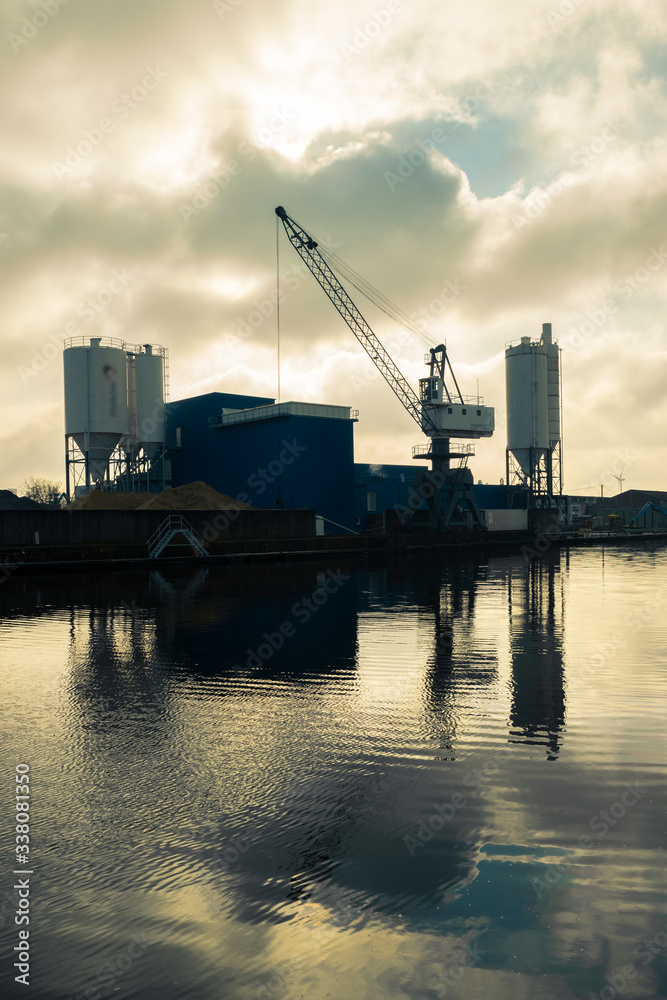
[123,343,167,492]
[505,323,562,503]
[129,344,165,458]
[64,337,129,493]
[543,323,561,451]
[505,337,549,476]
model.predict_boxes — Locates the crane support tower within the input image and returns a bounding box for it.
[275,206,494,531]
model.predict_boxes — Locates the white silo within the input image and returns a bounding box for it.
[128,344,166,458]
[506,337,549,476]
[543,323,561,451]
[123,343,168,492]
[505,323,561,502]
[64,337,129,493]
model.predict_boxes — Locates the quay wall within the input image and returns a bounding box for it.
[0,509,315,548]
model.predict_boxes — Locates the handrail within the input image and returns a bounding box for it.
[148,515,208,558]
[317,516,359,536]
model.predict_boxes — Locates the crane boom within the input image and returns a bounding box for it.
[631,501,667,524]
[275,206,437,433]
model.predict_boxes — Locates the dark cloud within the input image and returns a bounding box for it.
[0,0,665,490]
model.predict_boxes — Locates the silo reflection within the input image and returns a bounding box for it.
[508,554,565,759]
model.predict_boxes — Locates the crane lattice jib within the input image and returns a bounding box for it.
[275,207,437,434]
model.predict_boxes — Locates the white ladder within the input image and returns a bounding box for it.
[148,515,208,559]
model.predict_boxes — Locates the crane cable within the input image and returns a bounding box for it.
[275,215,284,509]
[318,243,436,352]
[276,215,281,403]
[291,215,438,353]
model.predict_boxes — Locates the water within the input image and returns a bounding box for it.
[1,545,666,1000]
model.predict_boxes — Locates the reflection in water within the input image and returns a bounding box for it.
[58,564,365,939]
[508,554,565,759]
[149,565,210,608]
[422,558,499,756]
[1,546,666,1000]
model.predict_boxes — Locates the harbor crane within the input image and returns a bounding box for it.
[275,206,494,530]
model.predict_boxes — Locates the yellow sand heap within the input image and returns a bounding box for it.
[137,482,255,510]
[68,482,255,511]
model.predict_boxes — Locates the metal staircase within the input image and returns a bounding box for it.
[148,515,208,559]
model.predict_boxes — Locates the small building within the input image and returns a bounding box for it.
[354,463,427,532]
[597,489,667,529]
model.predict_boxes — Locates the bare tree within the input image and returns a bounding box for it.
[20,477,65,507]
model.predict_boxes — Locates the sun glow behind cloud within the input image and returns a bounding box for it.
[0,0,666,490]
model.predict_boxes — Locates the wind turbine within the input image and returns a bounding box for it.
[611,465,626,494]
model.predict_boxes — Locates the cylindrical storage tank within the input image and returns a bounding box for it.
[64,338,129,481]
[133,345,165,458]
[63,345,90,434]
[126,352,139,454]
[505,339,549,476]
[546,344,560,446]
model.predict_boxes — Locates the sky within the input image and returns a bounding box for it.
[1,0,666,495]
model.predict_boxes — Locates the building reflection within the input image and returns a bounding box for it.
[24,562,359,687]
[507,553,566,759]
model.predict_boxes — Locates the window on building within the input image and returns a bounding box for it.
[367,491,377,512]
[477,409,481,416]
[175,427,182,448]
[462,408,467,415]
[448,407,453,414]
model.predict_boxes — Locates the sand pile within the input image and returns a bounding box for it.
[67,491,149,510]
[67,482,255,511]
[137,482,255,511]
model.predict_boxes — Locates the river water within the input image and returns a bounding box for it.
[1,544,666,1000]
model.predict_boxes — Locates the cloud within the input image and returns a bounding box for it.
[0,0,665,492]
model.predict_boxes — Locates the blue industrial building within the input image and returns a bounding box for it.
[474,483,526,510]
[165,392,358,532]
